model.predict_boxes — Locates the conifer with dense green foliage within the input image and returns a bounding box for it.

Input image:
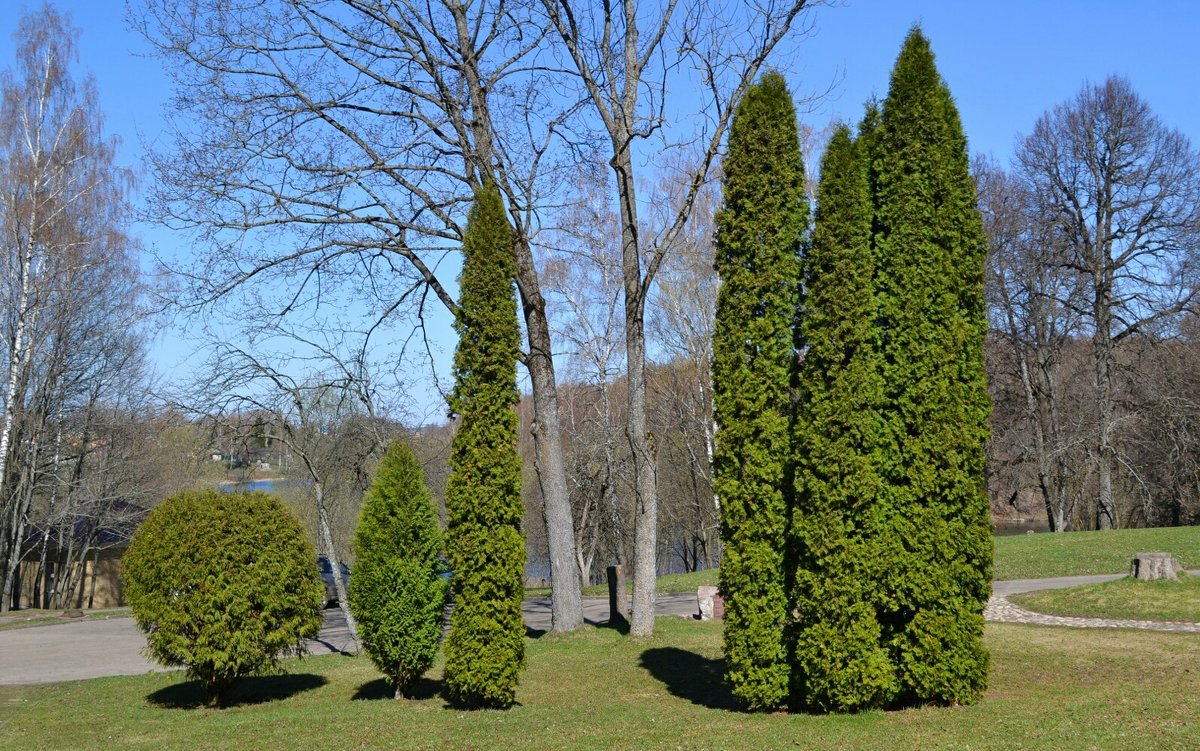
[790,126,896,712]
[122,490,324,707]
[869,27,992,705]
[350,440,447,699]
[442,183,526,709]
[712,71,806,712]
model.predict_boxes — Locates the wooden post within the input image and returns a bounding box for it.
[607,565,629,626]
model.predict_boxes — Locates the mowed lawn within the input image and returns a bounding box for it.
[992,526,1200,580]
[3,617,1199,751]
[1010,574,1200,622]
[577,526,1200,596]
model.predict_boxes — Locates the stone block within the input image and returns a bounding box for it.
[697,585,724,621]
[1131,551,1181,581]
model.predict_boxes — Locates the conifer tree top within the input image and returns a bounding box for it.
[882,26,969,157]
[450,182,519,419]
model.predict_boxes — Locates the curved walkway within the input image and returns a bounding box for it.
[4,576,1198,686]
[985,569,1200,633]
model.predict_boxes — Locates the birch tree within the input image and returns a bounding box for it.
[0,6,139,610]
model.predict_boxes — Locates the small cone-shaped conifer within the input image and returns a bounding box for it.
[713,70,806,711]
[790,125,896,712]
[443,183,526,708]
[350,440,447,699]
[869,27,992,705]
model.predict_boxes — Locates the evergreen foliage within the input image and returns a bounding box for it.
[350,440,447,698]
[869,27,992,705]
[442,183,526,709]
[122,489,324,707]
[712,70,807,711]
[790,126,896,711]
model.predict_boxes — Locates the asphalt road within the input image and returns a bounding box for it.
[6,575,1194,687]
[0,595,698,687]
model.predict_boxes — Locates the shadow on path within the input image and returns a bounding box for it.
[147,673,327,709]
[639,647,737,711]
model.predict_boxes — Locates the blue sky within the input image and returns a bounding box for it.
[1,1,1198,415]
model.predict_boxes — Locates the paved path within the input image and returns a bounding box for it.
[985,569,1200,633]
[4,577,1197,687]
[0,595,700,686]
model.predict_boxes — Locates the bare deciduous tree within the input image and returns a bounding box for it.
[0,7,142,610]
[978,157,1090,531]
[135,0,592,632]
[174,329,405,650]
[1016,77,1200,529]
[540,0,821,635]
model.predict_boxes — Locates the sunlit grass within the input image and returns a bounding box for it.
[2,617,1199,750]
[1010,573,1200,622]
[993,526,1200,580]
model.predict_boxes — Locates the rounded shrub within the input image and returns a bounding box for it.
[349,440,447,698]
[122,489,325,707]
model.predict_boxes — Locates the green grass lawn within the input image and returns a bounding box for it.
[1009,574,1200,622]
[993,526,1200,580]
[2,617,1199,750]
[535,525,1200,598]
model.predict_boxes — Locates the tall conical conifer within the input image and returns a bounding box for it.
[443,183,526,709]
[870,27,992,705]
[350,440,446,698]
[712,71,806,711]
[790,125,896,711]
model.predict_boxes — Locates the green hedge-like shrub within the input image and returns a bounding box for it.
[869,27,992,705]
[713,70,806,711]
[122,489,324,707]
[789,126,897,711]
[443,183,526,709]
[350,440,447,698]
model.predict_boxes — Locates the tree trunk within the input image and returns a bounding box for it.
[1,430,39,612]
[1094,284,1117,530]
[515,238,585,632]
[314,481,358,652]
[613,145,659,636]
[446,0,584,633]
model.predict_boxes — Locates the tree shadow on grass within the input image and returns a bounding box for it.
[598,614,630,635]
[352,675,444,701]
[639,647,738,711]
[524,625,547,639]
[147,673,327,709]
